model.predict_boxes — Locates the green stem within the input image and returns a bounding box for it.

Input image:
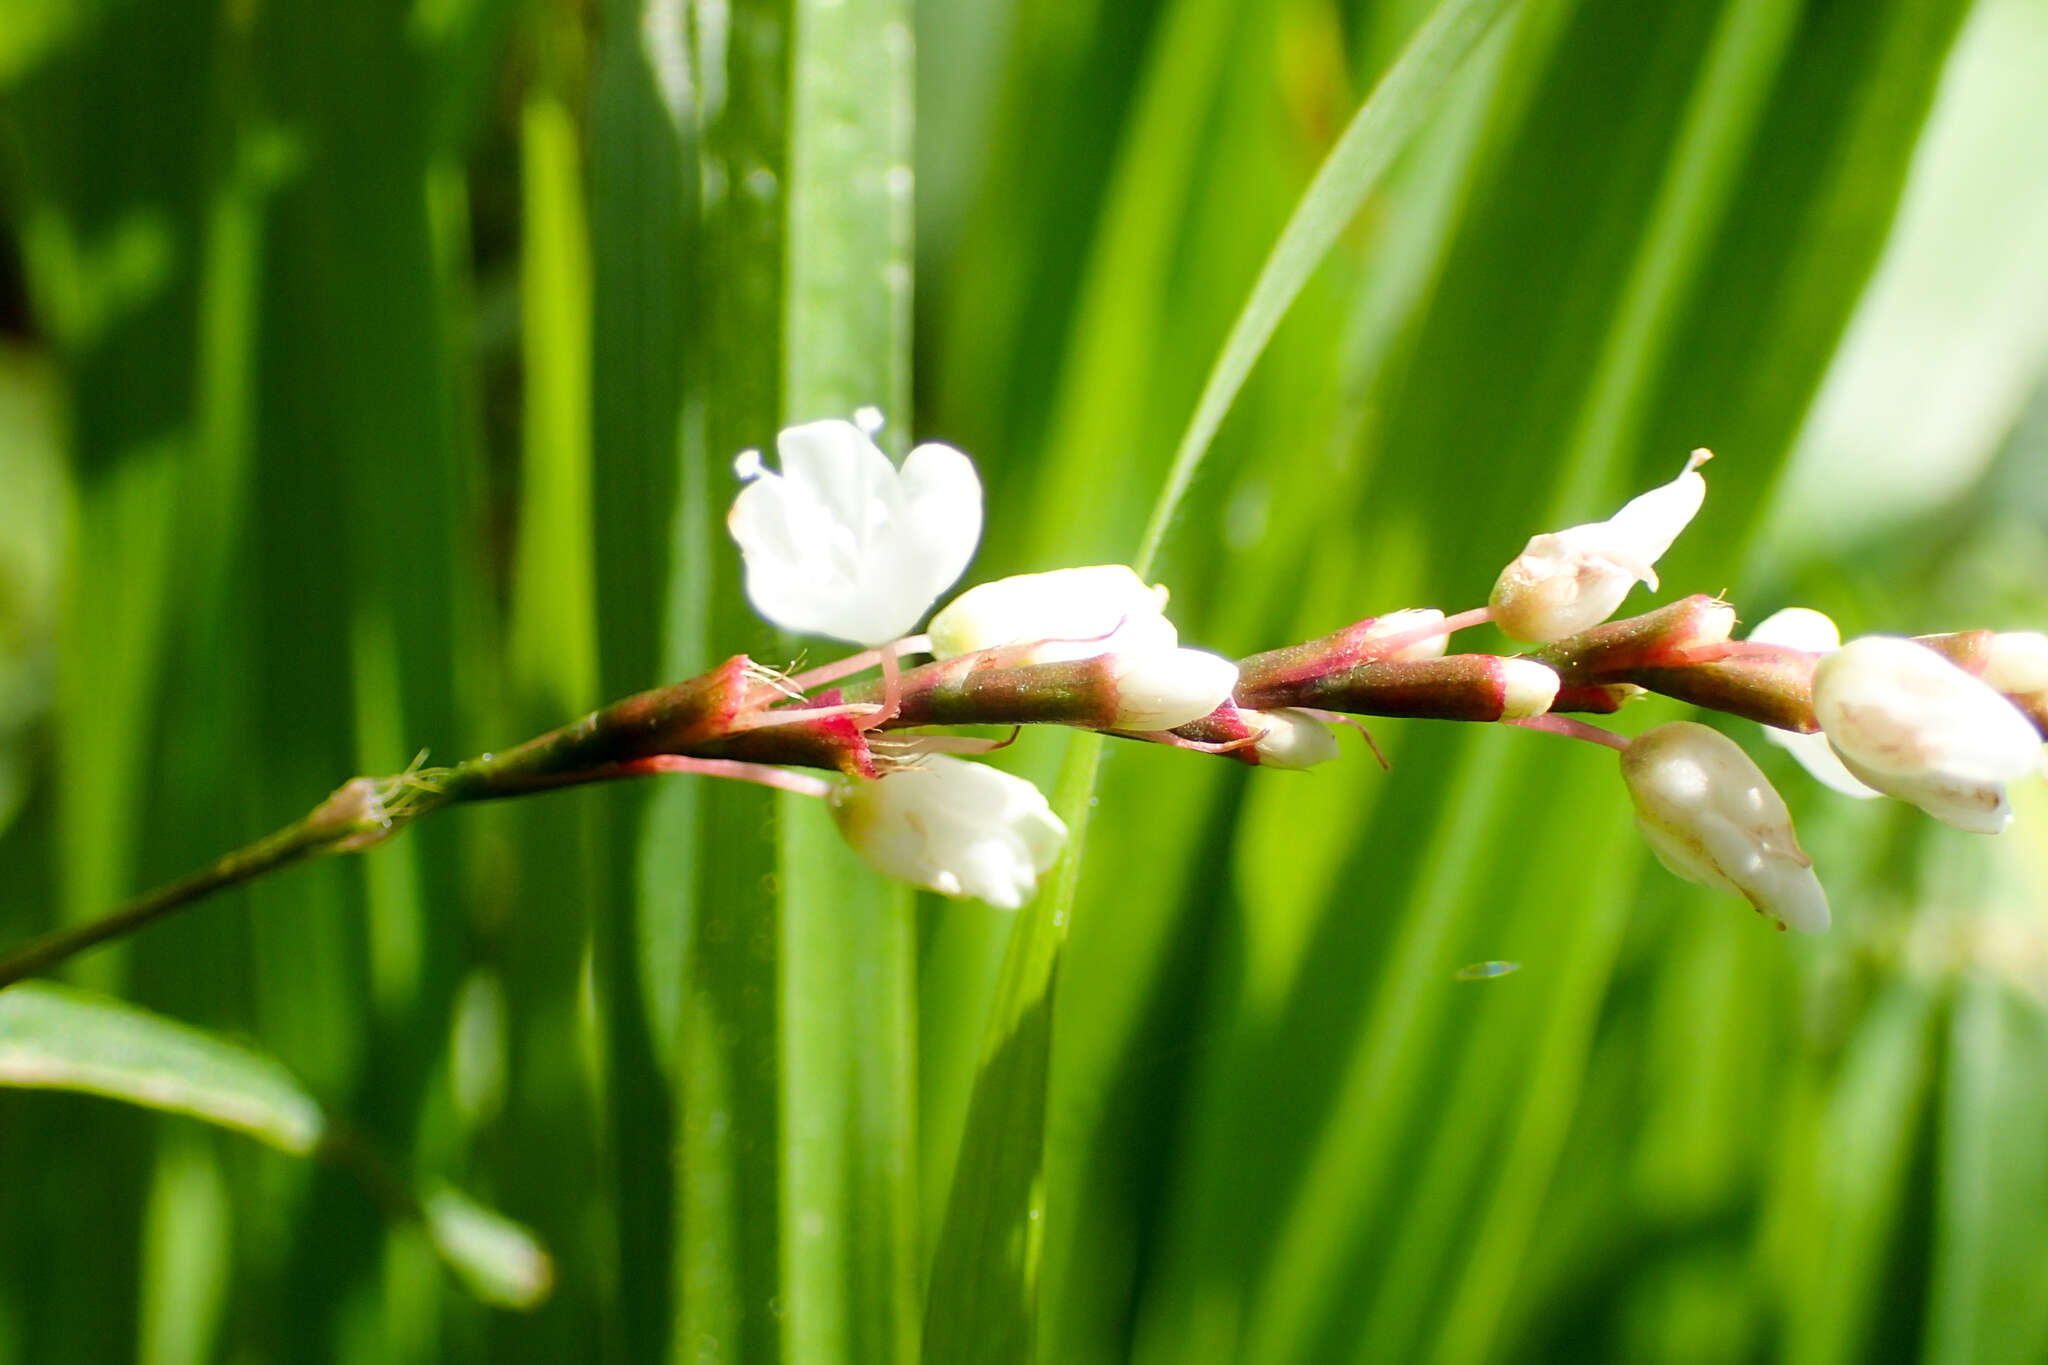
[0,777,399,989]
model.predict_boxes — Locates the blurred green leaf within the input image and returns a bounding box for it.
[422,1184,558,1312]
[0,982,557,1313]
[0,982,325,1152]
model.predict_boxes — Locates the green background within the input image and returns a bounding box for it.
[2,0,2047,1359]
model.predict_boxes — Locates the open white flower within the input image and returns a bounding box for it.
[728,417,983,644]
[1747,607,1880,799]
[829,756,1067,909]
[927,564,1175,662]
[1812,636,2043,834]
[1491,449,1711,642]
[1620,721,1829,933]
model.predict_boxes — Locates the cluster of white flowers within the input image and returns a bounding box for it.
[727,413,1245,908]
[1491,456,2045,933]
[728,419,2045,926]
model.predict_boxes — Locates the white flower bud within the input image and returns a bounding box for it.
[927,565,1176,662]
[1111,648,1239,731]
[728,417,983,644]
[1983,631,2048,706]
[1490,449,1710,642]
[829,756,1067,909]
[1498,658,1561,718]
[1747,607,1879,799]
[1372,608,1451,661]
[1246,708,1341,769]
[1812,636,2044,834]
[1620,721,1829,933]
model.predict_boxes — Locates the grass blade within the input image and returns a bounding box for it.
[1133,0,1519,575]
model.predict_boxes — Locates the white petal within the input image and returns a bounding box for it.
[1761,727,1883,799]
[928,565,1174,660]
[1602,448,1710,569]
[829,757,1067,908]
[1749,606,1841,653]
[727,416,987,643]
[775,420,899,538]
[880,442,984,618]
[1490,451,1710,642]
[1835,751,2012,835]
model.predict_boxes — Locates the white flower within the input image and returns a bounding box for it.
[1811,636,2044,834]
[1747,607,1880,799]
[1620,721,1829,933]
[727,417,983,644]
[1490,449,1711,642]
[927,565,1175,662]
[829,756,1067,909]
[1246,708,1341,769]
[1110,648,1239,730]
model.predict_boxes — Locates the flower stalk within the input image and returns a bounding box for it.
[10,423,2048,974]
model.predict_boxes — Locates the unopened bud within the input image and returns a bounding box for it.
[1499,658,1561,718]
[1812,636,2043,833]
[928,565,1175,662]
[1490,450,1710,642]
[1245,708,1341,769]
[1111,648,1239,731]
[1983,631,2048,707]
[1620,721,1829,933]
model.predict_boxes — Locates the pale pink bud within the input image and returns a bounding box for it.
[927,565,1176,662]
[1620,721,1829,933]
[1245,708,1341,770]
[1811,636,2043,834]
[829,757,1067,909]
[1110,648,1239,731]
[1490,450,1710,642]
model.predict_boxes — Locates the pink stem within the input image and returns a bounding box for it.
[622,755,837,799]
[782,633,932,694]
[1369,605,1494,660]
[1506,714,1630,752]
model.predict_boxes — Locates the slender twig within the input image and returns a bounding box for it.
[0,778,395,990]
[1506,713,1631,751]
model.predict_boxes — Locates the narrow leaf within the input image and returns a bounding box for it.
[0,981,326,1153]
